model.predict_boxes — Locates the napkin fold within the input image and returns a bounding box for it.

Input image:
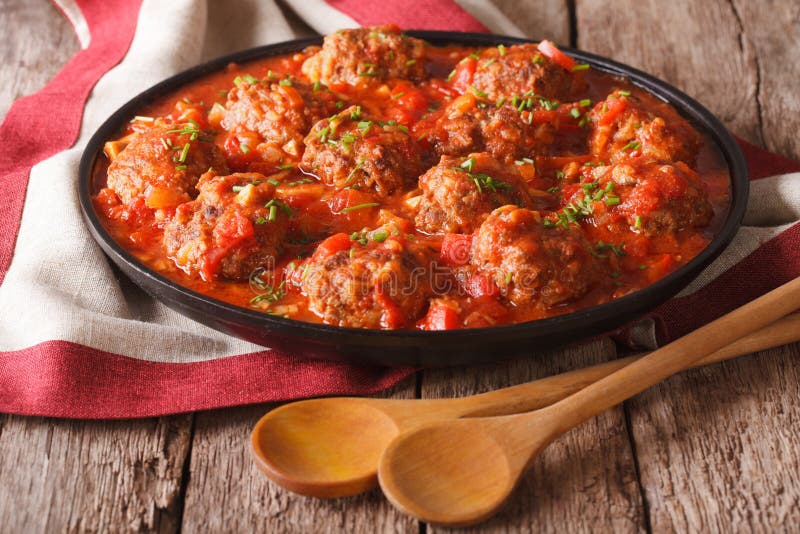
[1,0,798,418]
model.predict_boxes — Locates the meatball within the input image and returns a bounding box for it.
[107,121,228,209]
[301,25,428,87]
[432,93,554,161]
[470,206,598,307]
[588,90,701,165]
[415,153,532,234]
[301,105,423,196]
[220,78,337,159]
[470,43,584,101]
[301,235,428,328]
[591,159,713,236]
[163,172,290,281]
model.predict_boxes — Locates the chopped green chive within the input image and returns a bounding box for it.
[579,98,592,107]
[244,74,259,84]
[240,144,250,154]
[405,59,417,66]
[572,63,590,71]
[279,79,293,86]
[313,81,322,91]
[268,205,277,221]
[267,178,281,186]
[372,231,388,243]
[178,143,190,163]
[635,215,643,229]
[344,159,365,185]
[468,85,488,98]
[618,89,631,96]
[570,107,581,119]
[497,44,507,56]
[340,202,379,213]
[495,96,506,108]
[256,216,267,225]
[460,157,476,173]
[622,141,641,151]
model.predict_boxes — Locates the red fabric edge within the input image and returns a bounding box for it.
[0,0,143,286]
[323,0,490,32]
[0,340,414,419]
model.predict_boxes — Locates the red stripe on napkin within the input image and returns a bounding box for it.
[0,341,413,419]
[737,137,800,180]
[0,0,142,286]
[324,0,490,32]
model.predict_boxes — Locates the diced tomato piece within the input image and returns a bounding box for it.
[313,233,352,259]
[285,259,309,288]
[537,40,576,70]
[450,57,477,94]
[390,82,428,120]
[465,273,500,299]
[214,211,255,247]
[376,287,405,329]
[421,303,460,330]
[598,98,629,126]
[223,133,260,171]
[440,233,473,267]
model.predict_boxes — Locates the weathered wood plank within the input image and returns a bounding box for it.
[731,0,800,159]
[575,0,762,144]
[425,340,646,533]
[627,347,800,530]
[181,378,419,533]
[0,0,78,120]
[493,0,570,44]
[578,0,800,530]
[0,414,193,532]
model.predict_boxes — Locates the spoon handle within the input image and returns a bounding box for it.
[456,311,800,418]
[538,276,800,438]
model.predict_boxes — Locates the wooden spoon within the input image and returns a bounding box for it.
[377,277,800,526]
[252,311,800,498]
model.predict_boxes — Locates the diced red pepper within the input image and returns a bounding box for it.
[450,57,477,94]
[376,287,405,329]
[537,40,576,70]
[421,303,460,330]
[313,232,352,259]
[465,273,500,299]
[440,233,473,267]
[598,98,629,126]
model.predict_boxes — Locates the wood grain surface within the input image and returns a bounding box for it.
[1,0,798,532]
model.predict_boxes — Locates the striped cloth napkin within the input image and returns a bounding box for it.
[1,0,797,418]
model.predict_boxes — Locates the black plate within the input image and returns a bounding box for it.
[79,31,748,366]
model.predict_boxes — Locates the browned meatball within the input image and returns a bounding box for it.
[301,25,428,87]
[470,43,585,101]
[107,121,228,209]
[301,236,428,328]
[220,78,337,158]
[589,90,701,165]
[589,159,713,236]
[301,105,423,196]
[432,93,554,161]
[470,206,598,307]
[415,153,533,234]
[163,172,290,281]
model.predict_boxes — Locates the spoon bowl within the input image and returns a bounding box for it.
[251,398,400,497]
[379,419,518,526]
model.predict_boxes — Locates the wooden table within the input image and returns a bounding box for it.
[2,1,799,531]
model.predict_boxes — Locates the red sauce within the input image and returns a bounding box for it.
[92,28,730,330]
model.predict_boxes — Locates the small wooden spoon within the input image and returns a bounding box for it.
[252,311,800,498]
[378,277,800,526]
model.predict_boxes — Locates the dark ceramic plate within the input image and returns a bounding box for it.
[79,31,748,366]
